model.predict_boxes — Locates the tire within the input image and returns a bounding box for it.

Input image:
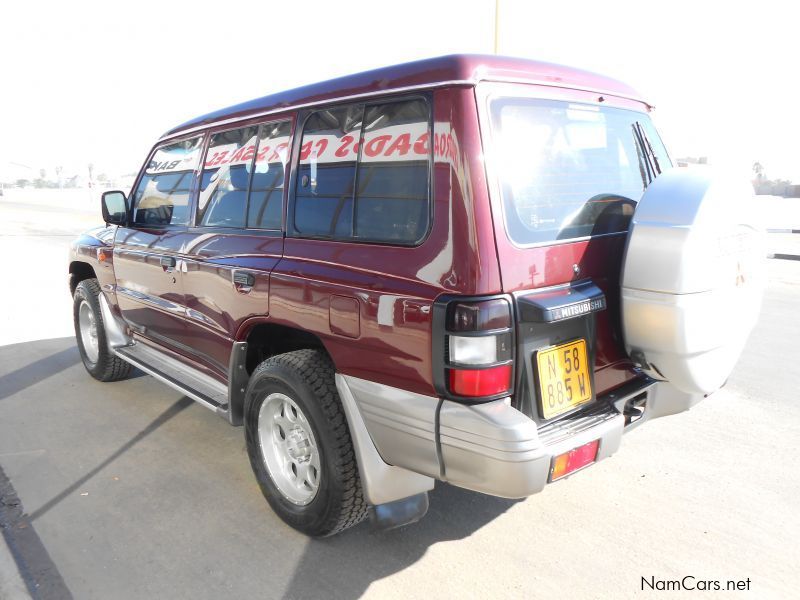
[73,278,132,382]
[244,349,367,537]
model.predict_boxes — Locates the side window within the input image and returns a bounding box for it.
[294,105,363,237]
[247,121,292,229]
[355,100,430,243]
[132,137,202,226]
[293,98,430,244]
[198,126,259,228]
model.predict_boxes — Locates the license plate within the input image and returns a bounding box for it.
[535,339,592,419]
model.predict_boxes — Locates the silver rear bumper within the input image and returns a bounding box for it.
[337,374,702,504]
[438,398,625,498]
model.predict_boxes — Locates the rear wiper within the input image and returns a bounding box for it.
[631,124,651,187]
[633,121,662,187]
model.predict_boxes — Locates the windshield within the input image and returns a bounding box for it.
[489,97,671,245]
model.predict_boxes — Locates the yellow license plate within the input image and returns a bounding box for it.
[536,339,592,419]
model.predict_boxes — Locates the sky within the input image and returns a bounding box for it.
[1,0,797,182]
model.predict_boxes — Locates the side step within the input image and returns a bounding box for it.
[115,343,230,418]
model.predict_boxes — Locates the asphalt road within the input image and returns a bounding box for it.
[1,195,799,599]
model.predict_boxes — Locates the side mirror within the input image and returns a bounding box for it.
[102,191,128,225]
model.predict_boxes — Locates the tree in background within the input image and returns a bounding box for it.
[752,161,798,197]
[752,161,764,181]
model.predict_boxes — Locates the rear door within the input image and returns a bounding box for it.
[177,119,293,377]
[113,135,202,353]
[477,83,671,422]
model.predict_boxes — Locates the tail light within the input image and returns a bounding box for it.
[449,365,512,397]
[441,298,514,400]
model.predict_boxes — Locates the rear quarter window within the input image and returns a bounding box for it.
[294,104,362,238]
[293,98,431,245]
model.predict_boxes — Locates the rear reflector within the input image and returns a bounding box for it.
[448,364,512,397]
[550,439,600,481]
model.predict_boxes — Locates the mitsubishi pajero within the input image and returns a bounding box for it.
[68,55,764,536]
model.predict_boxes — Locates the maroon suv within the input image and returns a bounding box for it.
[68,55,764,537]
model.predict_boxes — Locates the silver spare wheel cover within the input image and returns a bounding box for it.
[621,168,766,395]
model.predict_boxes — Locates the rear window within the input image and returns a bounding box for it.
[489,98,670,245]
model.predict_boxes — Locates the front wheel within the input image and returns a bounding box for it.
[73,278,132,382]
[244,349,367,537]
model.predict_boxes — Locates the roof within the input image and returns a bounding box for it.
[163,54,646,138]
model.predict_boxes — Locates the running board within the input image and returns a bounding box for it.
[114,343,230,417]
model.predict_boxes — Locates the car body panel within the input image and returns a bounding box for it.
[112,227,191,354]
[180,230,282,377]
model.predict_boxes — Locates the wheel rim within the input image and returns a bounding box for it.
[78,300,100,363]
[258,392,321,506]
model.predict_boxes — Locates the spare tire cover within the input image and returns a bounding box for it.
[621,168,766,395]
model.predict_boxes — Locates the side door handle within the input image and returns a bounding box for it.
[160,255,177,271]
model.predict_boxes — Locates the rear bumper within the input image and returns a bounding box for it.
[438,396,626,498]
[341,375,702,501]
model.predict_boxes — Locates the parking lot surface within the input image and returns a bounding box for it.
[1,194,798,599]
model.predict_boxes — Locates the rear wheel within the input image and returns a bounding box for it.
[73,278,132,382]
[244,349,367,537]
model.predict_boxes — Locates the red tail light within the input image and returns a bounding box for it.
[442,298,514,400]
[449,364,512,397]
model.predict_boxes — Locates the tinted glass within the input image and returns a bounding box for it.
[354,100,429,243]
[132,137,202,226]
[198,126,259,228]
[294,104,363,237]
[293,99,431,244]
[490,98,671,245]
[247,120,292,229]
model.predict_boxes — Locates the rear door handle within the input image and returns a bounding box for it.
[160,256,176,270]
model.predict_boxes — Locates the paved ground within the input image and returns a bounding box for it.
[1,192,799,599]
